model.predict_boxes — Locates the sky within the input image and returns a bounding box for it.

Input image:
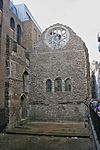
[13,0,100,62]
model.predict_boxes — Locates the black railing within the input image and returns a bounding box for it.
[90,106,100,144]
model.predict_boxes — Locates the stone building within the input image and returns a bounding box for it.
[0,0,90,130]
[29,23,90,122]
[90,61,98,99]
[0,0,41,129]
[90,60,100,99]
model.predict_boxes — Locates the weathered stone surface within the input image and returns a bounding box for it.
[0,0,41,128]
[29,23,90,122]
[29,103,86,122]
[0,134,91,150]
[2,121,91,150]
[6,121,90,137]
[0,109,6,131]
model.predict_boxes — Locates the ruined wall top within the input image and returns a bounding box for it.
[33,23,88,55]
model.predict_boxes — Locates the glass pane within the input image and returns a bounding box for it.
[10,18,15,30]
[65,79,71,91]
[46,79,52,92]
[55,78,62,92]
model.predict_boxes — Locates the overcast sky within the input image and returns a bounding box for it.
[13,0,100,62]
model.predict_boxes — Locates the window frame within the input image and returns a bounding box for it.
[17,24,21,44]
[46,79,52,92]
[10,17,15,30]
[65,78,71,92]
[54,78,62,92]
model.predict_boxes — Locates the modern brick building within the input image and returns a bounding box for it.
[0,0,41,129]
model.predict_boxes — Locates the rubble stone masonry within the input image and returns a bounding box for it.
[29,24,90,122]
[0,0,41,129]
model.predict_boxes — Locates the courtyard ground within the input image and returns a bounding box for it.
[0,121,92,150]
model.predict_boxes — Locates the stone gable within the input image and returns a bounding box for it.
[29,23,90,122]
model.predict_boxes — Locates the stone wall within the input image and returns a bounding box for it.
[22,20,41,50]
[29,103,87,122]
[7,36,30,128]
[29,24,90,122]
[0,0,41,129]
[0,109,6,131]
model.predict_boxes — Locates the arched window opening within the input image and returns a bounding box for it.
[65,78,71,91]
[10,17,15,30]
[20,94,27,119]
[98,33,100,42]
[23,71,29,93]
[17,24,21,44]
[0,0,3,10]
[54,78,62,92]
[46,79,52,92]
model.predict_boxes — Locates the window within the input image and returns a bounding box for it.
[98,33,100,42]
[10,17,15,30]
[46,79,52,92]
[0,0,3,10]
[23,71,29,93]
[54,78,62,92]
[65,78,71,91]
[20,94,27,119]
[17,24,21,44]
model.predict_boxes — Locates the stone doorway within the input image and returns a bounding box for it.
[20,94,27,119]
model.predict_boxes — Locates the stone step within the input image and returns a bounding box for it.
[0,134,91,150]
[6,121,90,137]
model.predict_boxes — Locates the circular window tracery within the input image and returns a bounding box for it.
[44,24,69,49]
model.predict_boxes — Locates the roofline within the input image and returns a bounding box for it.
[15,3,42,32]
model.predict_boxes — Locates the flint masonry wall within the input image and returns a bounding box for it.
[29,24,90,122]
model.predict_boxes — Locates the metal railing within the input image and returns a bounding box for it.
[90,106,100,144]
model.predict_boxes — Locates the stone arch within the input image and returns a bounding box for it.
[46,79,52,92]
[17,24,21,44]
[10,17,15,30]
[20,94,27,119]
[65,78,71,91]
[22,70,29,93]
[54,78,62,92]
